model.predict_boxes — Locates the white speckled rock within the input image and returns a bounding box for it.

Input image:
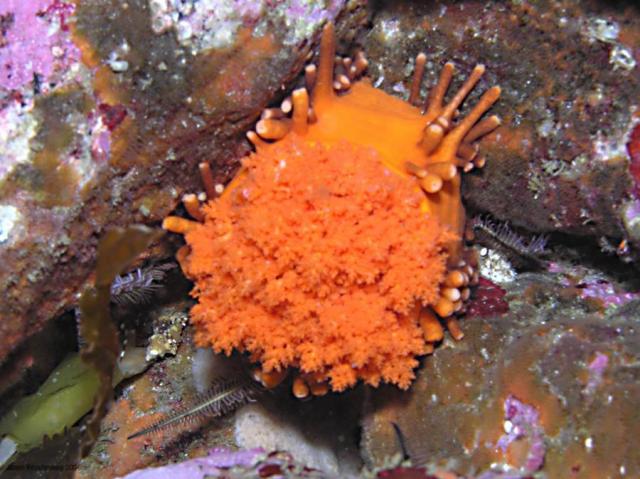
[234,402,351,476]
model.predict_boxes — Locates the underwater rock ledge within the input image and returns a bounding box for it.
[0,0,367,367]
[361,274,640,477]
[364,0,640,254]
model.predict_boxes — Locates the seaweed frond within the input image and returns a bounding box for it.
[127,377,262,440]
[110,263,174,306]
[79,225,162,457]
[470,215,549,269]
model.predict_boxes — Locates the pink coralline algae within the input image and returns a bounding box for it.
[583,351,608,397]
[495,395,545,475]
[120,448,325,479]
[546,262,640,310]
[121,448,264,479]
[284,0,344,27]
[466,277,509,318]
[576,278,640,309]
[0,0,79,91]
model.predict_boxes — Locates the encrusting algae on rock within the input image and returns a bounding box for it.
[164,23,501,398]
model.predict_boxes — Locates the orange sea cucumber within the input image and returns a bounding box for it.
[164,23,500,397]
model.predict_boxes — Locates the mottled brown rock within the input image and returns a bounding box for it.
[0,0,367,367]
[364,0,640,246]
[361,274,640,477]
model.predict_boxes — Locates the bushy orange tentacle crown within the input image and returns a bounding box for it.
[164,23,500,398]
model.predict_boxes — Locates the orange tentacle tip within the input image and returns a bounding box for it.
[166,22,500,395]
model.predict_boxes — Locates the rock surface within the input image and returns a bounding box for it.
[363,0,640,253]
[3,1,640,477]
[71,331,362,478]
[361,272,640,477]
[0,0,367,366]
